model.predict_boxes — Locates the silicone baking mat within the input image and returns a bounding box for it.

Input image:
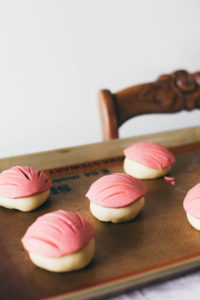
[1,142,200,300]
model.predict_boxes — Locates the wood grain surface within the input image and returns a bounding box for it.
[1,127,200,300]
[0,126,200,171]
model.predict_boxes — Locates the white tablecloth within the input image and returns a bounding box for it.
[108,271,200,300]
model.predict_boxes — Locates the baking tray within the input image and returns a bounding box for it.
[1,142,200,300]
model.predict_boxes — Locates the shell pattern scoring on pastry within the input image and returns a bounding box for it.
[86,173,146,208]
[21,210,96,258]
[0,166,52,199]
[124,141,175,169]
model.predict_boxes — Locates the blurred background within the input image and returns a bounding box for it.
[0,0,200,158]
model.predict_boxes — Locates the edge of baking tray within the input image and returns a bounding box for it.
[48,254,200,300]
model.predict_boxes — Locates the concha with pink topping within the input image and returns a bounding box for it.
[22,210,96,272]
[86,173,146,223]
[183,183,200,230]
[0,166,52,212]
[123,141,175,179]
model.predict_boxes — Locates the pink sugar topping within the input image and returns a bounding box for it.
[0,166,52,198]
[164,176,176,185]
[164,176,175,182]
[21,210,96,258]
[86,173,146,208]
[124,142,175,170]
[183,183,200,219]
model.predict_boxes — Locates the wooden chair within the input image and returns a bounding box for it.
[98,70,200,140]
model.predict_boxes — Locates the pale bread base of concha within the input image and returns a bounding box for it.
[0,189,50,212]
[186,213,200,231]
[90,197,145,223]
[123,157,172,179]
[29,238,95,272]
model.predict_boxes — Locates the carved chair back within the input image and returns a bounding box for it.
[98,70,200,140]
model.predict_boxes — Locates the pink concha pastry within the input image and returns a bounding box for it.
[183,183,200,230]
[21,210,96,272]
[0,166,52,212]
[123,141,175,179]
[86,173,146,223]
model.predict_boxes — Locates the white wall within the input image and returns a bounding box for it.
[0,0,200,158]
